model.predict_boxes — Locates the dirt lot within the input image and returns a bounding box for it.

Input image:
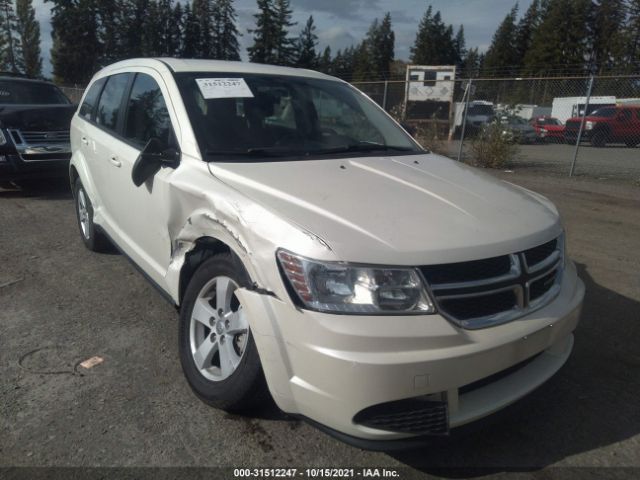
[446,141,640,184]
[1,170,639,479]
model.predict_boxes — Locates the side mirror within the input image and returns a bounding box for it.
[131,137,180,187]
[401,122,417,138]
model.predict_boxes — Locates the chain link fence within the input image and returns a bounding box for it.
[353,75,640,183]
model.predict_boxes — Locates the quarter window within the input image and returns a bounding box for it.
[79,78,106,120]
[96,73,131,131]
[123,74,173,148]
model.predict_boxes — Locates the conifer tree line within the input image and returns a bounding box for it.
[0,0,41,77]
[2,0,636,86]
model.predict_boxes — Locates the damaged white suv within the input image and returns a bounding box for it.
[70,58,584,447]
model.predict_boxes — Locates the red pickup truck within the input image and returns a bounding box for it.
[564,106,640,147]
[530,116,565,142]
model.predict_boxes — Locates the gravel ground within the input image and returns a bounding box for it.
[1,171,639,479]
[445,141,640,184]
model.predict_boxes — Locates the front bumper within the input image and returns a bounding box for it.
[237,260,584,442]
[0,152,70,181]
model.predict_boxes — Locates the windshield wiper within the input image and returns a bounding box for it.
[204,146,298,158]
[312,143,419,155]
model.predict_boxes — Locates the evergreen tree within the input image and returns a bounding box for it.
[211,0,241,60]
[514,0,545,66]
[332,46,355,79]
[49,0,101,84]
[182,3,200,57]
[121,0,149,57]
[627,0,640,68]
[317,45,332,74]
[590,0,627,73]
[482,4,519,76]
[369,12,394,77]
[296,15,318,69]
[0,0,21,72]
[523,0,592,75]
[170,2,184,56]
[153,0,182,56]
[142,0,163,56]
[15,0,41,77]
[461,47,480,78]
[351,40,373,81]
[410,6,457,65]
[247,0,278,63]
[453,25,466,69]
[192,0,212,58]
[273,0,296,65]
[95,0,122,64]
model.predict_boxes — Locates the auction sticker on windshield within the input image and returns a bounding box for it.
[196,78,254,99]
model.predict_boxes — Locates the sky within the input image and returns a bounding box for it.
[33,0,534,78]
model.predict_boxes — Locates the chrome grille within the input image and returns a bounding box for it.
[420,235,564,329]
[10,130,70,144]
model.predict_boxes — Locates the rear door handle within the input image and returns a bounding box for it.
[109,155,121,168]
[81,136,89,146]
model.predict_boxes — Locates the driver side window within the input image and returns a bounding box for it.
[123,73,173,149]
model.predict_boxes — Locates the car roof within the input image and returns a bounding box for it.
[0,75,56,85]
[98,57,341,83]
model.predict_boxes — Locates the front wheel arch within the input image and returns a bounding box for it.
[178,237,235,306]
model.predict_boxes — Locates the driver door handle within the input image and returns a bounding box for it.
[109,155,121,168]
[81,136,89,146]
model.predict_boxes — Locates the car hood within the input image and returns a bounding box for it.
[0,104,76,130]
[208,153,562,265]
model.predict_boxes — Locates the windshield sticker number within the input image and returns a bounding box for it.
[196,78,254,99]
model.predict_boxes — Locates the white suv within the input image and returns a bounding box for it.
[70,58,584,447]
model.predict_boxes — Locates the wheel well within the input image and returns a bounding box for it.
[178,237,232,305]
[69,166,79,193]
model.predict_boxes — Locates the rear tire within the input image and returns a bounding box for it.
[179,252,269,412]
[74,180,110,252]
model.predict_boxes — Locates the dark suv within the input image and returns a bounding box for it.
[564,106,640,147]
[0,74,76,183]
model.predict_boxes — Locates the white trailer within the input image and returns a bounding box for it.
[551,96,616,124]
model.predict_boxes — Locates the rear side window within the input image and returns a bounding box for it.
[123,74,172,148]
[96,74,131,131]
[79,78,106,120]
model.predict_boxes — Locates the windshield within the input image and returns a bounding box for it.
[589,107,616,118]
[0,80,70,105]
[468,104,494,116]
[174,73,422,160]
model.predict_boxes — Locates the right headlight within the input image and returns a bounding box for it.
[277,249,435,314]
[585,121,595,130]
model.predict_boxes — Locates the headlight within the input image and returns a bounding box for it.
[0,129,6,146]
[585,121,595,130]
[277,250,435,314]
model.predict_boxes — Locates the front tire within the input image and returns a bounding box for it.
[179,252,269,412]
[74,180,110,252]
[590,130,608,148]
